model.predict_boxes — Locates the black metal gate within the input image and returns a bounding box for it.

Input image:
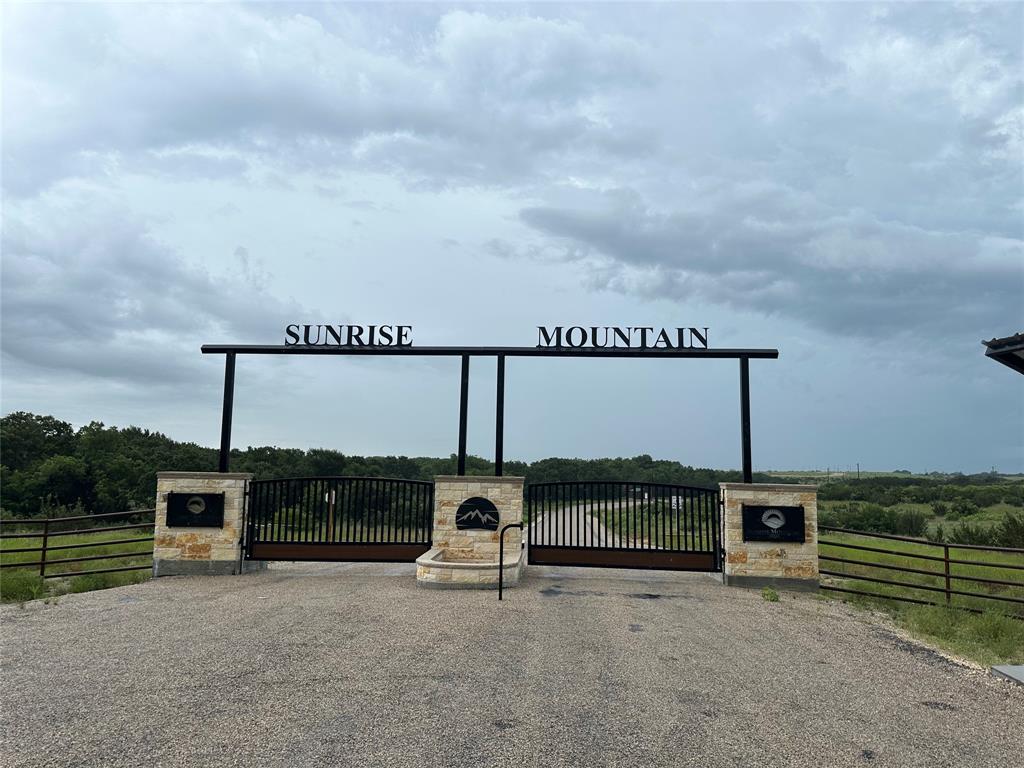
[527,481,721,571]
[245,477,433,562]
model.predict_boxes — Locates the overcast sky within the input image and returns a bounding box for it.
[2,2,1022,473]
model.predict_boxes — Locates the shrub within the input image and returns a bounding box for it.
[761,586,779,602]
[896,508,928,537]
[993,512,1024,548]
[946,513,1024,548]
[825,502,928,537]
[931,501,948,517]
[947,522,994,546]
[951,498,980,519]
[0,570,49,602]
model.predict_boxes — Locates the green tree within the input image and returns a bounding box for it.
[27,455,94,512]
[0,412,75,472]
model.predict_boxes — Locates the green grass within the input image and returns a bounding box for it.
[0,528,152,602]
[896,605,1024,666]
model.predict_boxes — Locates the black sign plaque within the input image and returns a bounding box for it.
[741,504,805,543]
[455,497,500,531]
[166,493,225,528]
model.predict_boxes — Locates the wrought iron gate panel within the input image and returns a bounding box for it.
[245,477,433,562]
[526,481,721,571]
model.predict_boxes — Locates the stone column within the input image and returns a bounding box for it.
[153,471,262,577]
[720,483,818,591]
[416,475,525,588]
[432,475,524,558]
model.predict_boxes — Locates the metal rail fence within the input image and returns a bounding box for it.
[0,509,155,579]
[818,525,1024,615]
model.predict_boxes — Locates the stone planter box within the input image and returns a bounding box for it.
[415,547,524,589]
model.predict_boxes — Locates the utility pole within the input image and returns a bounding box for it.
[857,462,860,481]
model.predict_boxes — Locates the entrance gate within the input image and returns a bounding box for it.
[245,477,433,562]
[527,481,721,571]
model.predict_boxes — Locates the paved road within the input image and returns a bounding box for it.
[2,563,1022,768]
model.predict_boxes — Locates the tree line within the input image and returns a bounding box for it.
[819,476,1024,508]
[0,412,768,519]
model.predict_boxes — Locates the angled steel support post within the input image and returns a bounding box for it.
[457,354,469,475]
[740,356,752,483]
[495,354,505,477]
[219,353,236,473]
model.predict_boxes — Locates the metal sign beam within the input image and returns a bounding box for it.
[202,344,778,359]
[207,344,777,477]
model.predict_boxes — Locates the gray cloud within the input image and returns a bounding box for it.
[3,7,655,196]
[0,190,306,386]
[520,187,1023,340]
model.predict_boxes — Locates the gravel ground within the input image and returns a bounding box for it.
[2,562,1021,768]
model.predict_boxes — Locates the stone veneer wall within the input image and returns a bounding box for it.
[153,471,262,576]
[720,483,818,591]
[430,476,524,560]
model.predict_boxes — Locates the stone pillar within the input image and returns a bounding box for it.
[153,471,262,577]
[720,483,818,591]
[432,476,524,557]
[416,475,525,588]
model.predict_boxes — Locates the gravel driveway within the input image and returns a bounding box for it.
[2,563,1021,768]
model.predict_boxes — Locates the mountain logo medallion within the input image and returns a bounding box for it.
[455,497,500,531]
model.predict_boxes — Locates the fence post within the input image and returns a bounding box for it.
[39,517,49,578]
[943,544,951,605]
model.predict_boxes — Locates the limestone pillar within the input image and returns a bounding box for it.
[720,483,818,591]
[153,471,263,576]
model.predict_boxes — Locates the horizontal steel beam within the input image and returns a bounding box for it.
[201,344,779,359]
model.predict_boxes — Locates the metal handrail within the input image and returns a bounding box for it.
[498,523,524,601]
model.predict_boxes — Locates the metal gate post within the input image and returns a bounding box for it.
[495,354,505,477]
[740,357,752,483]
[237,481,249,575]
[218,353,236,473]
[457,355,469,475]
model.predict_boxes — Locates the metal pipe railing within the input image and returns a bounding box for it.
[498,522,523,601]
